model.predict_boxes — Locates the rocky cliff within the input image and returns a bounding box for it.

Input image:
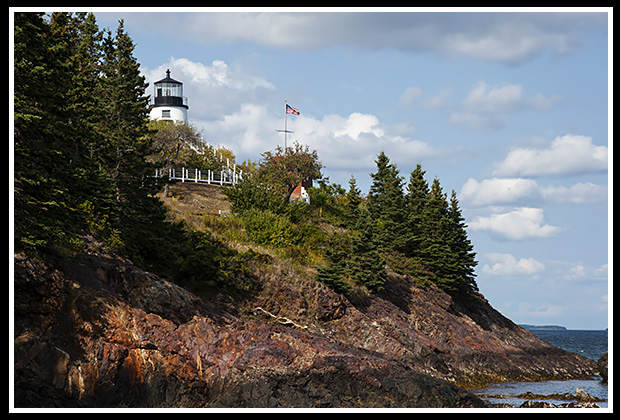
[13,249,597,408]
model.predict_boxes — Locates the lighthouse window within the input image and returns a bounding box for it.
[162,110,171,118]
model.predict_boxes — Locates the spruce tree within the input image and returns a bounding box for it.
[349,206,387,294]
[98,20,153,196]
[417,178,460,293]
[14,12,107,253]
[368,152,406,252]
[314,237,352,294]
[343,175,362,228]
[48,13,122,251]
[97,20,166,264]
[403,164,430,259]
[447,190,479,293]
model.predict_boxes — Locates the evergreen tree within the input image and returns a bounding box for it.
[343,175,362,228]
[403,164,430,259]
[48,13,122,251]
[349,206,387,294]
[14,12,110,253]
[447,190,479,293]
[98,20,153,197]
[96,19,166,264]
[368,152,406,252]
[416,178,459,293]
[49,12,104,150]
[314,237,352,294]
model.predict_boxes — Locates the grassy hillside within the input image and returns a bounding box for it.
[160,182,231,230]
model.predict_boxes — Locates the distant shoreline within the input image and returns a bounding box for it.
[520,324,608,332]
[520,324,567,331]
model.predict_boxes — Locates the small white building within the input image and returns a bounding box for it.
[149,69,189,123]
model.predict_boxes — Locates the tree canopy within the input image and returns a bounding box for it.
[223,141,323,214]
[13,12,253,292]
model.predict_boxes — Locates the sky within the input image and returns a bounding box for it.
[92,8,611,330]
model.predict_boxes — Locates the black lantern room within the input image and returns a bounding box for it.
[153,69,188,109]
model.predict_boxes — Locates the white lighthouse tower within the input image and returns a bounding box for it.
[150,69,189,123]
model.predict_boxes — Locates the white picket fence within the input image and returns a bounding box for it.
[154,165,243,186]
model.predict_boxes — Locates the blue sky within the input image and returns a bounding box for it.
[94,8,611,329]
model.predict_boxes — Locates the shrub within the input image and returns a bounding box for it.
[241,209,300,248]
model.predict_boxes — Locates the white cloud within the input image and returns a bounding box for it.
[539,182,608,204]
[461,81,524,113]
[399,86,424,107]
[200,106,443,185]
[168,58,275,91]
[333,113,384,141]
[482,253,545,276]
[562,263,608,282]
[460,178,539,206]
[449,81,560,130]
[469,207,563,240]
[505,301,565,320]
[492,134,608,177]
[199,103,277,157]
[144,57,276,121]
[145,57,274,91]
[423,87,453,109]
[115,12,607,65]
[460,177,607,206]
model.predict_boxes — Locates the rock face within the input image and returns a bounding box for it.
[13,252,597,408]
[597,351,608,383]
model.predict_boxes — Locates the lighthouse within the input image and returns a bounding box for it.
[150,69,189,123]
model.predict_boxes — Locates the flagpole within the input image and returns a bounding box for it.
[276,99,294,149]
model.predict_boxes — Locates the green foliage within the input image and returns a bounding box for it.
[241,209,300,248]
[223,174,286,215]
[148,120,204,170]
[348,153,478,296]
[368,152,407,252]
[173,229,253,292]
[224,142,323,214]
[348,206,388,293]
[342,175,363,228]
[314,237,352,294]
[314,207,387,295]
[12,13,248,293]
[14,12,105,254]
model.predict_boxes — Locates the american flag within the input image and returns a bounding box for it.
[286,104,300,115]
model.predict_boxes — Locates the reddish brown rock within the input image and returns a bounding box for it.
[13,252,596,408]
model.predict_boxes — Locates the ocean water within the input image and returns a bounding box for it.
[530,329,608,361]
[473,329,609,408]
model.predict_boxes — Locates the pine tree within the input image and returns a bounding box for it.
[48,13,122,251]
[349,206,387,294]
[416,178,460,293]
[14,12,106,253]
[98,20,152,195]
[403,164,430,259]
[49,12,104,148]
[343,175,362,228]
[314,237,352,294]
[368,152,406,252]
[447,190,479,293]
[96,19,166,263]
